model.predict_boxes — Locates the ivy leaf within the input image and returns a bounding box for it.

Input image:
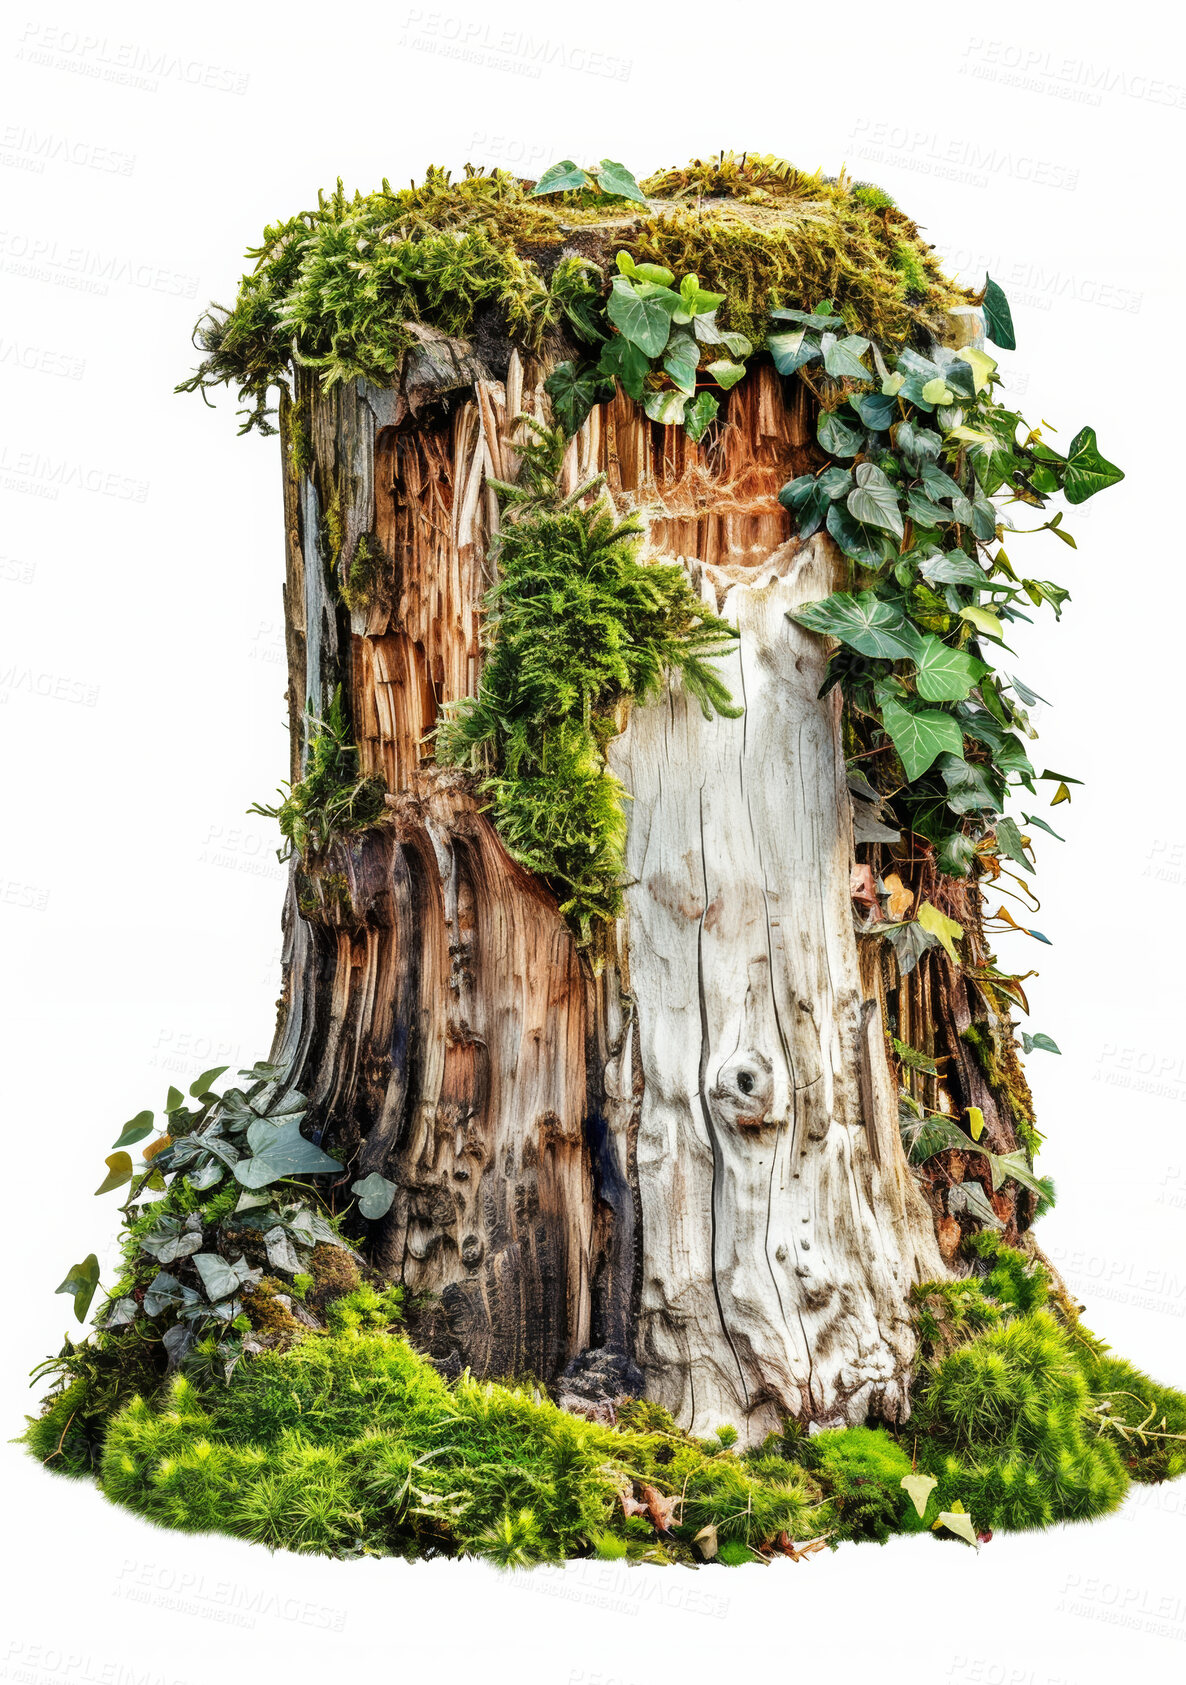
[847,462,904,538]
[683,391,719,444]
[983,275,1016,350]
[545,360,607,435]
[596,159,648,204]
[112,1110,154,1150]
[850,391,896,431]
[883,918,938,976]
[1063,427,1123,504]
[597,336,650,402]
[616,250,672,287]
[881,699,964,780]
[922,377,954,405]
[918,552,986,588]
[190,1066,228,1100]
[663,334,699,394]
[779,469,849,538]
[532,161,592,197]
[822,333,871,381]
[959,605,1004,640]
[672,273,725,322]
[959,347,998,394]
[95,1151,133,1196]
[643,388,689,427]
[901,1473,938,1519]
[906,491,950,529]
[914,636,989,702]
[193,1252,258,1301]
[1023,811,1064,841]
[920,463,964,501]
[938,831,977,877]
[817,411,864,458]
[720,331,753,360]
[1022,1031,1061,1054]
[165,1086,185,1114]
[351,1172,399,1220]
[791,591,922,661]
[826,502,898,566]
[967,1105,986,1141]
[894,420,941,471]
[917,899,965,963]
[770,305,846,331]
[769,329,822,376]
[56,1254,100,1323]
[994,815,1032,872]
[606,277,672,357]
[232,1119,342,1189]
[934,1503,980,1547]
[938,754,1001,814]
[990,1149,1048,1199]
[705,358,747,390]
[948,1181,1005,1230]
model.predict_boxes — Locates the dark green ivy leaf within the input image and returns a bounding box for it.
[596,159,648,204]
[983,274,1016,350]
[791,590,922,660]
[1062,427,1124,504]
[545,360,607,436]
[532,160,591,196]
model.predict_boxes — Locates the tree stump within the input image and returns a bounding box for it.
[266,323,1042,1443]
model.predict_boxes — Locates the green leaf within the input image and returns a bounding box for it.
[959,347,998,394]
[826,502,898,566]
[643,388,689,427]
[545,360,606,435]
[847,462,904,538]
[56,1254,100,1323]
[883,918,938,977]
[937,831,977,877]
[921,377,954,405]
[791,591,922,660]
[616,250,672,287]
[190,1066,228,1100]
[1023,811,1064,840]
[938,754,1001,814]
[95,1151,133,1196]
[683,391,719,444]
[112,1110,154,1150]
[959,605,1004,639]
[768,329,821,377]
[597,337,650,403]
[994,815,1032,872]
[193,1251,257,1301]
[720,331,753,360]
[817,411,864,459]
[351,1172,399,1220]
[770,305,845,331]
[850,391,896,431]
[920,463,964,501]
[983,275,1016,350]
[663,334,699,394]
[934,1503,980,1547]
[596,159,648,204]
[165,1086,185,1114]
[822,333,870,381]
[672,273,725,322]
[917,899,964,963]
[901,1473,938,1519]
[779,469,849,538]
[232,1119,342,1189]
[705,358,747,391]
[881,699,964,780]
[1022,1031,1061,1054]
[947,1180,1005,1230]
[532,161,590,197]
[989,1149,1048,1199]
[918,552,986,588]
[1063,427,1124,504]
[914,636,989,703]
[606,277,672,357]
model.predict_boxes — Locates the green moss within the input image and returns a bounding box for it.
[250,688,387,863]
[179,158,972,434]
[435,418,740,941]
[803,1425,925,1542]
[340,533,386,614]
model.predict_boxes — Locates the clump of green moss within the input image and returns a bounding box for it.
[251,688,387,863]
[179,156,971,435]
[435,416,740,939]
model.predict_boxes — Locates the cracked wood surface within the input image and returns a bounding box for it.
[270,351,950,1430]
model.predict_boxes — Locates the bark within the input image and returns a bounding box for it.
[268,341,1002,1442]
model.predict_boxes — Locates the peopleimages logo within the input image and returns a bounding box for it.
[0,229,199,299]
[848,119,1079,192]
[15,23,250,95]
[958,38,1186,111]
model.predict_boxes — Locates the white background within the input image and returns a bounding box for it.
[2,0,1185,1679]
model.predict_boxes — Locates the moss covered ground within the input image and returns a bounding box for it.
[24,1237,1186,1566]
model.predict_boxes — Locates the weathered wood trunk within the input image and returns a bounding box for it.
[268,340,1027,1442]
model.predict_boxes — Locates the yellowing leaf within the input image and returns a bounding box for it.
[694,1523,719,1559]
[143,1134,173,1161]
[960,347,998,394]
[933,1501,979,1547]
[901,1473,937,1518]
[1051,781,1071,805]
[917,900,964,964]
[959,604,1003,639]
[967,1106,986,1141]
[95,1151,133,1196]
[883,872,913,920]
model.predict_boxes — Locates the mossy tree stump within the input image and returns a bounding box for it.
[270,293,1034,1442]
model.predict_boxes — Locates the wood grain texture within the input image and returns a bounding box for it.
[269,346,957,1429]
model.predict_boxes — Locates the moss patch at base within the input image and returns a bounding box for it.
[25,1245,1186,1565]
